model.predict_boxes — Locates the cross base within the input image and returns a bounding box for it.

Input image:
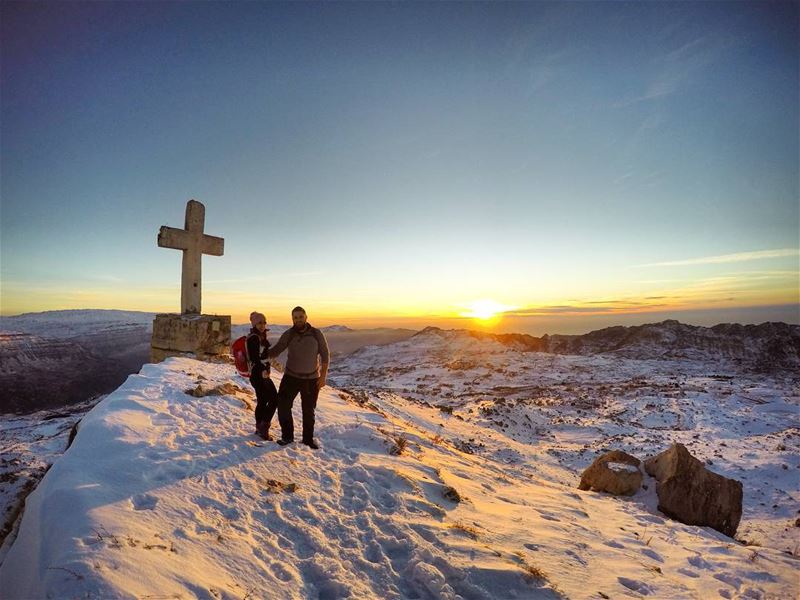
[150,313,231,363]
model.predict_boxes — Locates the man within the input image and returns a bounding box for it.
[268,306,329,449]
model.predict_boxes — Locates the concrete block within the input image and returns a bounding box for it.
[150,313,231,363]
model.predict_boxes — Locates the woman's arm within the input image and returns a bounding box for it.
[246,334,265,377]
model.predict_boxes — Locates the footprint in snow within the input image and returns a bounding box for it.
[270,561,295,582]
[640,548,663,563]
[340,481,370,513]
[714,572,742,589]
[377,491,398,510]
[312,576,351,600]
[687,554,713,570]
[618,577,654,595]
[564,549,587,566]
[131,493,158,510]
[409,524,439,544]
[363,540,385,563]
[406,498,445,518]
[536,511,561,522]
[524,543,540,551]
[150,413,176,427]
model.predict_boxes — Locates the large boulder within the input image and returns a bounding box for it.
[644,443,742,537]
[578,450,643,496]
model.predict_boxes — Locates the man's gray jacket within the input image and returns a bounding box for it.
[268,325,329,379]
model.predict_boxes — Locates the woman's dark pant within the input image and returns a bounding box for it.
[277,374,319,443]
[250,373,279,428]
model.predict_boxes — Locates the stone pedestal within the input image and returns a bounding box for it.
[150,313,231,363]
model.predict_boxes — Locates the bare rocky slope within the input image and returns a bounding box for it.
[0,311,154,414]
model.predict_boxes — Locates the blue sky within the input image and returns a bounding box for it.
[1,2,797,333]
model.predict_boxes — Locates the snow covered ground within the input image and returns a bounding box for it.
[330,330,800,556]
[1,351,797,599]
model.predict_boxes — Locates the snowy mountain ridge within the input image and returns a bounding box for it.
[414,319,800,370]
[1,357,797,599]
[0,309,156,338]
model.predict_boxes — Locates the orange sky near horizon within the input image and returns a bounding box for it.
[2,258,797,336]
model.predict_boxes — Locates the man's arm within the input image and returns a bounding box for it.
[267,329,292,359]
[316,329,330,389]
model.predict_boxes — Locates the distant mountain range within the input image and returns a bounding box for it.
[415,319,800,370]
[2,310,798,414]
[230,323,354,338]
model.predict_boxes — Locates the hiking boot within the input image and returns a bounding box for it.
[303,439,320,450]
[276,439,294,446]
[255,422,268,440]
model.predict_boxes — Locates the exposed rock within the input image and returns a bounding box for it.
[184,382,249,398]
[262,479,297,493]
[442,486,462,502]
[66,421,80,450]
[578,450,643,496]
[645,443,743,537]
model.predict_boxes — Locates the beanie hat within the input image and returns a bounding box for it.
[249,311,267,327]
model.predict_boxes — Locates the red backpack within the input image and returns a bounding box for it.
[231,335,251,377]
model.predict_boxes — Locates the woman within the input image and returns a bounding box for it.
[247,311,279,440]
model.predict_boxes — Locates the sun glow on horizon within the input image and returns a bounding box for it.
[460,299,519,321]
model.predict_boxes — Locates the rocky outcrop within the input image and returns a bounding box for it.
[645,443,743,537]
[578,450,643,496]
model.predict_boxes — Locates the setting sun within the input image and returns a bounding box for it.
[460,299,518,320]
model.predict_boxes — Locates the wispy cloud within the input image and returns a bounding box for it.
[615,34,735,107]
[506,300,668,316]
[498,267,798,319]
[636,249,799,268]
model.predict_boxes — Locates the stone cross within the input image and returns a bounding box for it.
[157,199,224,315]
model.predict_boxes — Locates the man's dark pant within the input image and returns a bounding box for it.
[250,373,279,428]
[277,374,319,443]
